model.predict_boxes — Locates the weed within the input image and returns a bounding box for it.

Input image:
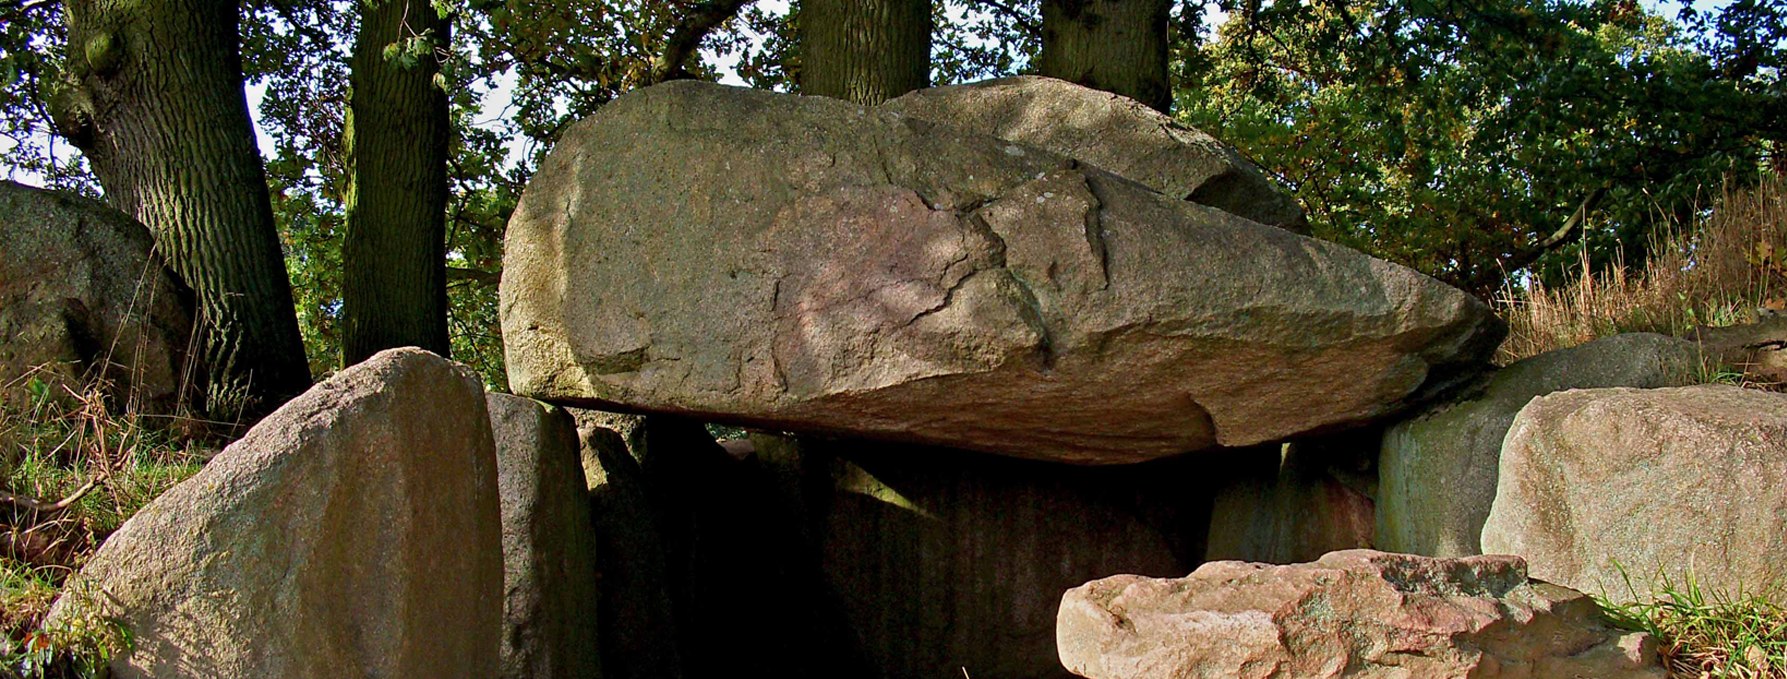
[0,368,212,677]
[1600,569,1787,678]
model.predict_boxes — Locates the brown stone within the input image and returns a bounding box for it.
[501,81,1503,464]
[1686,317,1787,386]
[1378,332,1702,557]
[1058,550,1664,679]
[756,434,1207,679]
[46,348,502,678]
[1482,384,1787,601]
[489,393,600,679]
[0,181,194,413]
[1204,436,1376,564]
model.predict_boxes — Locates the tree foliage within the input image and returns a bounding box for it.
[1,0,1782,386]
[1178,0,1783,294]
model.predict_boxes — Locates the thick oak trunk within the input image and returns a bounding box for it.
[340,0,451,365]
[797,0,932,105]
[56,0,312,418]
[1039,0,1171,112]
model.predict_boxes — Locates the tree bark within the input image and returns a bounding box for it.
[797,0,932,105]
[340,0,451,365]
[55,0,312,418]
[1039,0,1171,112]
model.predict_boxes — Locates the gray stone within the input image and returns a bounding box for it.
[489,393,600,679]
[1482,384,1787,601]
[46,348,502,678]
[882,76,1307,232]
[576,413,684,679]
[501,81,1503,464]
[1058,550,1664,679]
[580,419,866,678]
[1378,332,1702,557]
[0,181,194,413]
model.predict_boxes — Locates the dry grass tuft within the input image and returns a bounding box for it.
[1498,177,1787,364]
[0,368,214,677]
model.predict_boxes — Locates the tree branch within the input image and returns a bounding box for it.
[650,0,756,85]
[0,478,99,514]
[1535,184,1607,251]
[971,0,1041,36]
[448,266,501,285]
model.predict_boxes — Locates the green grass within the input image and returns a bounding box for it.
[1599,570,1787,678]
[0,372,212,678]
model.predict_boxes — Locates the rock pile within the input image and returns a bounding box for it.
[44,76,1762,679]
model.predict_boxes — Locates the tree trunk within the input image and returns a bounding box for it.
[55,0,312,418]
[797,0,932,105]
[1039,0,1171,112]
[340,0,451,365]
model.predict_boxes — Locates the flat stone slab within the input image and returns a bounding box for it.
[501,81,1502,464]
[1058,550,1664,679]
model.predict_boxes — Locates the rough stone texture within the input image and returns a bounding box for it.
[489,393,600,679]
[1482,384,1787,601]
[1687,317,1787,386]
[1058,550,1665,679]
[573,408,645,489]
[881,76,1307,232]
[1205,434,1377,565]
[755,434,1208,679]
[501,80,1503,464]
[0,181,194,412]
[46,348,502,678]
[1379,333,1702,558]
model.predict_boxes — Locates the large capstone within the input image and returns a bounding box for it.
[501,81,1503,464]
[881,76,1307,232]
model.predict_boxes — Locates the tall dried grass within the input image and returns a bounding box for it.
[1498,177,1787,364]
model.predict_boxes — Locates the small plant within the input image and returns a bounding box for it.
[1,573,131,679]
[1599,569,1787,678]
[0,366,215,678]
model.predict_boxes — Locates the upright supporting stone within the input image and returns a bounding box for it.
[490,393,601,679]
[47,348,502,678]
